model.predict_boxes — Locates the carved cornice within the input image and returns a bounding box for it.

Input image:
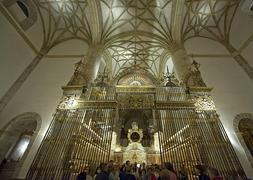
[155,101,195,109]
[116,86,156,93]
[77,100,117,109]
[62,85,85,91]
[189,87,213,93]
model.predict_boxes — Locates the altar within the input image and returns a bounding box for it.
[110,122,160,165]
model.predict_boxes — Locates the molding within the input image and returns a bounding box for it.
[116,86,156,93]
[233,113,253,169]
[155,101,195,109]
[239,32,253,53]
[45,54,85,58]
[188,54,232,58]
[189,87,213,92]
[61,85,85,91]
[77,100,117,109]
[0,54,45,113]
[43,53,233,60]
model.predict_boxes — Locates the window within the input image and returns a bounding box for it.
[239,118,253,157]
[9,135,31,161]
[3,0,37,30]
[16,1,29,17]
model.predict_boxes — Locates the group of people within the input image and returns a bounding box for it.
[77,160,224,180]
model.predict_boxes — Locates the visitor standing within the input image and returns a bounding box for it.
[119,165,127,180]
[93,167,101,180]
[160,162,177,180]
[208,167,223,180]
[195,165,210,180]
[95,163,109,180]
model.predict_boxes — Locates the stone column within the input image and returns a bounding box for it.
[68,44,104,85]
[171,48,192,83]
[171,47,207,87]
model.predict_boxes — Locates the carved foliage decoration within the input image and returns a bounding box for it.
[68,60,88,86]
[117,94,154,109]
[184,71,207,87]
[193,95,216,111]
[184,60,206,87]
[57,96,78,110]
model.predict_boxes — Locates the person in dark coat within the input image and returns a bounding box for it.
[95,163,109,180]
[208,167,223,180]
[125,168,136,180]
[179,166,188,180]
[195,165,210,180]
[119,165,127,180]
[76,172,87,180]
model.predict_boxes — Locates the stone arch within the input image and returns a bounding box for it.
[0,112,41,178]
[114,68,159,86]
[1,112,41,135]
[233,113,253,168]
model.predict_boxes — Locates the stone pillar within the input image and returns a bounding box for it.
[171,48,192,83]
[171,48,206,87]
[68,44,103,85]
[83,45,104,83]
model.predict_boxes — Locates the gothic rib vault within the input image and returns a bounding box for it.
[0,0,253,179]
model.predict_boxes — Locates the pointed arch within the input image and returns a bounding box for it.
[234,113,253,168]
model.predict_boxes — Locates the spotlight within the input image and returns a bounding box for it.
[115,147,121,152]
[67,98,77,108]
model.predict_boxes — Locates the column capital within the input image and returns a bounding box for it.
[169,43,185,54]
[171,48,206,87]
[87,43,104,53]
[67,44,105,86]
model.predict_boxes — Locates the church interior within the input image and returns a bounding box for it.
[0,0,253,179]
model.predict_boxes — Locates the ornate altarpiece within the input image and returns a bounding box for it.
[27,63,247,180]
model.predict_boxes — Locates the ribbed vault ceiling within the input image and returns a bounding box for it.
[7,0,243,79]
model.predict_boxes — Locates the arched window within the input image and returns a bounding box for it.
[7,132,32,162]
[3,0,37,30]
[234,113,253,168]
[16,1,29,18]
[0,112,41,178]
[239,118,253,157]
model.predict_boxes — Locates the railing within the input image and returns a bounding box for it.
[156,87,188,102]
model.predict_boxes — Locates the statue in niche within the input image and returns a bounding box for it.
[123,122,147,164]
[132,122,138,130]
[94,67,109,87]
[184,60,206,87]
[68,59,88,85]
[132,153,138,162]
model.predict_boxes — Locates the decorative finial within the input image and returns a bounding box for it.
[163,66,177,87]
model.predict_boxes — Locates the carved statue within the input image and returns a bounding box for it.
[68,59,88,85]
[183,60,206,87]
